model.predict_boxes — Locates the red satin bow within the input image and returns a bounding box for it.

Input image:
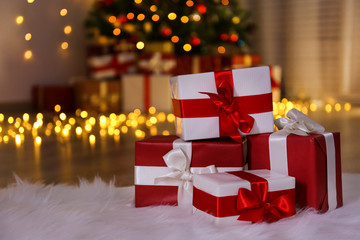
[236,175,296,223]
[199,71,255,142]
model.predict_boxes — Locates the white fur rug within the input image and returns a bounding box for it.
[1,174,360,240]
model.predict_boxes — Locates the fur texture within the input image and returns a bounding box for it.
[0,174,359,240]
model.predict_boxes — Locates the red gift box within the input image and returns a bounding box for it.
[175,55,224,75]
[135,135,244,208]
[247,132,343,213]
[193,170,296,224]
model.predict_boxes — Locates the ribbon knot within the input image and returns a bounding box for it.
[199,71,255,141]
[274,108,325,136]
[235,173,296,223]
[154,147,217,199]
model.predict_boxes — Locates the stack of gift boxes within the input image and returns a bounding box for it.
[134,66,343,224]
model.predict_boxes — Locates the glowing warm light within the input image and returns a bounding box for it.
[85,124,92,132]
[19,127,24,134]
[221,0,229,5]
[181,16,189,23]
[25,33,32,41]
[232,16,241,24]
[137,13,145,21]
[149,116,158,124]
[217,46,226,54]
[60,8,68,16]
[89,117,96,125]
[135,129,145,138]
[0,114,3,122]
[134,0,142,4]
[113,28,121,36]
[192,14,201,22]
[310,103,317,112]
[24,50,33,60]
[136,41,145,50]
[150,126,157,136]
[69,117,76,125]
[148,106,156,114]
[75,127,82,136]
[162,130,170,136]
[150,5,157,12]
[183,44,192,52]
[121,126,128,134]
[89,134,96,144]
[344,102,351,111]
[152,14,160,22]
[61,42,69,50]
[109,16,117,23]
[168,12,177,20]
[64,25,72,34]
[118,114,126,122]
[59,113,66,121]
[15,134,22,146]
[100,129,107,137]
[53,104,61,112]
[138,116,146,124]
[27,0,35,3]
[186,0,194,7]
[127,12,135,20]
[334,103,341,112]
[230,34,239,42]
[23,113,30,122]
[3,135,9,144]
[157,112,166,122]
[167,113,175,122]
[54,126,61,133]
[16,16,24,24]
[80,111,88,118]
[8,117,14,124]
[35,136,42,145]
[171,36,179,43]
[325,104,332,113]
[62,128,69,137]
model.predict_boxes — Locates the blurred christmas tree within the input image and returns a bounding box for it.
[84,0,255,55]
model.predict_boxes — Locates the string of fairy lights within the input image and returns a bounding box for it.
[15,0,71,60]
[0,99,352,147]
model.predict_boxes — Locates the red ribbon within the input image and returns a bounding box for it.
[269,66,280,89]
[228,171,296,223]
[199,70,254,142]
[90,54,132,77]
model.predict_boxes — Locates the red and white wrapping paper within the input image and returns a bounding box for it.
[88,52,136,80]
[193,169,296,225]
[122,74,172,112]
[135,135,244,208]
[247,109,343,212]
[170,66,274,141]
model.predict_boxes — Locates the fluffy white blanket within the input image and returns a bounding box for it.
[0,174,359,240]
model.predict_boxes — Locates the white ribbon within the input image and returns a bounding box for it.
[154,139,217,207]
[269,108,337,211]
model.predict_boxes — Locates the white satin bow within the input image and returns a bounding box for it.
[274,108,325,136]
[154,148,217,193]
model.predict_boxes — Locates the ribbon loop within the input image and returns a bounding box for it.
[229,171,296,223]
[274,108,325,136]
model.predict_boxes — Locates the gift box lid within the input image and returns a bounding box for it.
[193,169,295,197]
[170,66,271,100]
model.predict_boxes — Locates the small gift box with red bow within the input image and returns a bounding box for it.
[122,74,173,113]
[170,66,274,142]
[193,169,296,224]
[135,135,244,208]
[247,108,343,213]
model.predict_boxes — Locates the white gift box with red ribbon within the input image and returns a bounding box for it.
[170,66,274,142]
